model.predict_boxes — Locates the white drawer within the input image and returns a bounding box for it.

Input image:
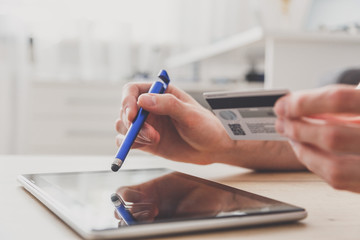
[29,82,123,115]
[25,81,126,155]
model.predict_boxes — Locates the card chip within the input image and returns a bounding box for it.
[228,124,246,136]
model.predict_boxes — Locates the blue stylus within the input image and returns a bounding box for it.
[111,193,136,225]
[111,70,171,172]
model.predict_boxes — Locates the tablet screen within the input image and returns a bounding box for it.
[24,169,303,231]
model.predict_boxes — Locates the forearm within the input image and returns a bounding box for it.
[210,140,306,171]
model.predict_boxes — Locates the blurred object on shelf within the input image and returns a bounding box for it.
[337,68,360,85]
[245,66,265,83]
[318,67,360,87]
[317,22,360,35]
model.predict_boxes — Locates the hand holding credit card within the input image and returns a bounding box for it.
[204,89,289,141]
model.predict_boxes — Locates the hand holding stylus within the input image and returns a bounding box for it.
[112,70,170,171]
[115,77,235,166]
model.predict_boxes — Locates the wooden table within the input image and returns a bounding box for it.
[1,153,359,239]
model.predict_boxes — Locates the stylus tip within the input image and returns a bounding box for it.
[111,164,120,172]
[111,193,119,202]
[111,158,123,172]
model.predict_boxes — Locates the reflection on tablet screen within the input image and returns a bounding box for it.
[115,172,281,225]
[27,169,303,231]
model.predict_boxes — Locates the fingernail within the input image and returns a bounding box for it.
[121,109,129,128]
[125,107,130,120]
[135,138,153,145]
[140,94,156,107]
[275,119,284,134]
[288,140,300,157]
[274,98,287,117]
[124,107,130,128]
[139,129,151,142]
[137,211,151,221]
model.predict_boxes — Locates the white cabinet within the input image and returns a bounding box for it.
[24,82,123,155]
[264,32,360,90]
[166,29,360,91]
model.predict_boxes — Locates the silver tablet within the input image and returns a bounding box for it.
[18,169,306,239]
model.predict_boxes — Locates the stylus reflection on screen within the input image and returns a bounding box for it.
[111,172,267,226]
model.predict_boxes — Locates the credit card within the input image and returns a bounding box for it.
[203,89,289,141]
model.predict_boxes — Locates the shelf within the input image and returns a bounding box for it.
[165,27,264,68]
[266,30,360,42]
[174,81,264,93]
[165,28,360,68]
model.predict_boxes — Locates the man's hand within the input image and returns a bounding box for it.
[275,85,360,193]
[116,83,233,165]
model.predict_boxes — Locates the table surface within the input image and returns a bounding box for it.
[1,152,360,240]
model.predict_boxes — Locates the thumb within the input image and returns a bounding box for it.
[138,93,189,121]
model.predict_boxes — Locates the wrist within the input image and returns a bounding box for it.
[207,137,240,165]
[207,139,305,171]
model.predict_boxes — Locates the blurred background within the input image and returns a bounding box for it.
[1,0,360,155]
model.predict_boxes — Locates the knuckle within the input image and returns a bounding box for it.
[122,82,135,93]
[115,118,121,131]
[164,94,182,112]
[121,95,134,107]
[118,107,124,118]
[184,108,200,128]
[166,94,178,106]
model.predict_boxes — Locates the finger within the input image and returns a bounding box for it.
[138,122,160,144]
[131,210,152,221]
[137,93,194,124]
[309,114,360,124]
[115,120,153,144]
[114,210,120,219]
[290,141,360,193]
[274,85,360,118]
[121,83,197,123]
[115,118,128,135]
[116,118,158,141]
[176,189,221,217]
[115,134,153,149]
[130,203,157,216]
[120,107,130,129]
[117,187,145,203]
[121,83,153,124]
[276,118,360,155]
